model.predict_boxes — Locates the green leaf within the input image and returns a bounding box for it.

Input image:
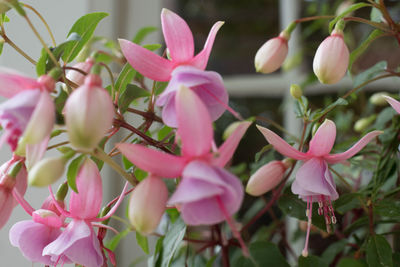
[148,236,165,267]
[105,228,130,251]
[115,63,136,95]
[353,61,387,92]
[249,241,290,267]
[134,168,147,182]
[62,12,109,63]
[205,255,217,267]
[36,48,48,76]
[375,199,400,219]
[334,193,364,214]
[136,231,149,254]
[366,235,393,267]
[349,29,384,72]
[142,43,162,51]
[337,258,368,267]
[321,240,347,265]
[298,255,329,267]
[118,84,150,113]
[311,98,348,121]
[329,3,371,33]
[67,155,85,193]
[0,13,9,24]
[161,218,186,267]
[132,26,158,44]
[370,5,382,22]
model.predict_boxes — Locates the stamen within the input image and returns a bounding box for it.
[302,196,312,257]
[331,216,337,224]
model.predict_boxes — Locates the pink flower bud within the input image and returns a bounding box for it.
[28,156,67,187]
[246,160,288,196]
[64,74,114,152]
[255,33,288,74]
[66,58,95,86]
[313,30,349,84]
[128,175,168,235]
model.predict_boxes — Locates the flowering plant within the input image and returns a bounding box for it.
[0,1,399,266]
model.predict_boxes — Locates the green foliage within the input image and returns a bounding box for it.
[366,235,393,267]
[136,231,149,254]
[298,255,329,267]
[66,155,86,193]
[106,228,131,251]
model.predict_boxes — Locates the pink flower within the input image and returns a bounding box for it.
[254,32,289,74]
[383,95,400,114]
[0,157,27,229]
[117,86,251,225]
[64,74,114,152]
[257,119,381,256]
[0,69,55,152]
[65,57,95,86]
[156,65,228,127]
[119,8,223,81]
[313,29,350,84]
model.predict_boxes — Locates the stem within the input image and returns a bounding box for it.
[126,108,163,122]
[22,3,56,46]
[256,116,300,142]
[46,141,70,150]
[329,166,353,192]
[368,201,375,235]
[0,30,36,64]
[91,148,137,186]
[343,16,391,32]
[24,14,59,67]
[100,62,116,100]
[294,15,335,23]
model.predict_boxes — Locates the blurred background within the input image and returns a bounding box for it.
[0,0,399,266]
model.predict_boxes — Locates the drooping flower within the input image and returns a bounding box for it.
[246,159,292,196]
[64,73,114,152]
[257,119,381,256]
[65,57,95,86]
[117,85,251,225]
[119,8,223,82]
[0,69,55,152]
[0,157,27,229]
[156,65,228,127]
[383,95,400,114]
[313,29,349,84]
[128,174,168,235]
[255,32,289,74]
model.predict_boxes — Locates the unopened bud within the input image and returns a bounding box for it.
[28,157,67,187]
[222,121,241,141]
[313,29,349,84]
[290,84,302,100]
[246,160,288,196]
[128,175,168,235]
[354,115,376,132]
[369,92,389,106]
[65,58,95,86]
[255,32,288,74]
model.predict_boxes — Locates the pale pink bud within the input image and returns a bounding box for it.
[28,157,67,187]
[64,74,114,152]
[66,58,95,86]
[255,33,288,74]
[246,160,289,196]
[313,30,349,84]
[128,175,168,235]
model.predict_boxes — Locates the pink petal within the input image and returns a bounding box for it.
[383,95,400,114]
[161,8,194,63]
[325,130,382,164]
[176,85,213,157]
[308,119,336,156]
[0,67,40,98]
[22,91,55,145]
[117,143,186,178]
[25,135,50,170]
[213,121,252,167]
[180,197,223,225]
[190,21,224,70]
[291,158,338,200]
[69,159,103,219]
[0,191,14,229]
[119,39,174,81]
[43,219,103,267]
[9,220,63,265]
[256,125,308,160]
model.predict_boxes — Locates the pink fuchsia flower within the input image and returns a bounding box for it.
[64,74,114,152]
[65,57,95,86]
[0,157,27,229]
[117,86,251,225]
[156,65,228,127]
[119,8,224,81]
[246,159,292,196]
[257,119,381,256]
[255,32,289,74]
[0,69,55,152]
[128,175,168,235]
[383,95,400,114]
[313,29,349,84]
[42,158,128,267]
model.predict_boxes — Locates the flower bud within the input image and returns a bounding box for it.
[128,175,168,235]
[64,74,114,152]
[28,157,67,187]
[290,84,303,100]
[313,30,349,84]
[354,115,376,133]
[369,92,389,106]
[246,160,288,196]
[255,32,288,74]
[222,121,241,141]
[66,58,95,86]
